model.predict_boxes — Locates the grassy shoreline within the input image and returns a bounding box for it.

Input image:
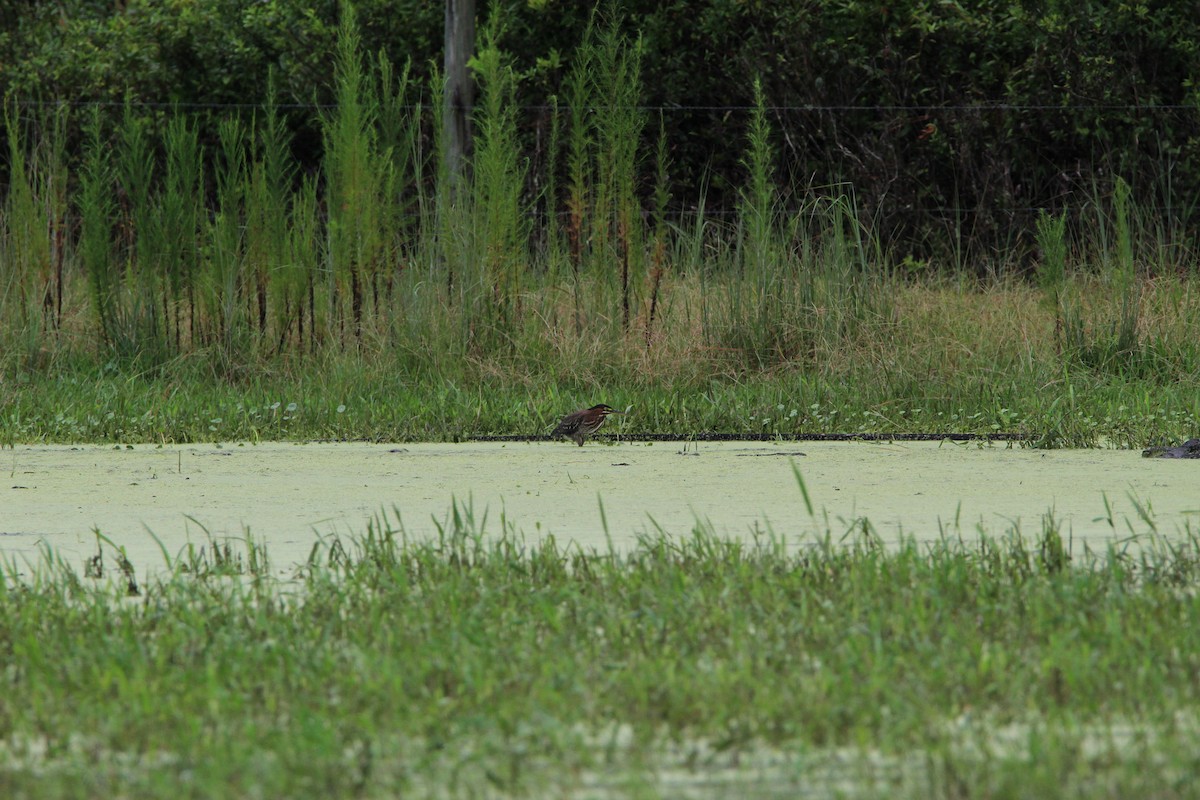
[4,277,1198,448]
[3,510,1200,797]
[4,13,1198,457]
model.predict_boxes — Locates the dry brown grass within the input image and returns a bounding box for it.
[8,266,1200,395]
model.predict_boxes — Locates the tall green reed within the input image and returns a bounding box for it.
[376,55,418,189]
[44,105,70,333]
[322,1,389,341]
[79,108,123,353]
[1110,177,1140,355]
[286,174,323,352]
[1036,177,1198,382]
[246,79,294,345]
[563,40,592,334]
[553,15,647,333]
[735,76,780,363]
[644,113,671,348]
[1053,178,1149,375]
[715,77,805,366]
[708,78,884,369]
[1036,208,1069,354]
[63,103,202,363]
[203,118,249,367]
[239,74,333,358]
[589,17,645,330]
[815,190,883,342]
[467,17,529,335]
[373,53,423,346]
[543,94,564,282]
[1,101,68,352]
[159,110,203,351]
[115,99,166,354]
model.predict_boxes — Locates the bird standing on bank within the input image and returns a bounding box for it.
[551,404,623,446]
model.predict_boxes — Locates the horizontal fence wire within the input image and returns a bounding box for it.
[7,99,1200,113]
[527,205,1196,217]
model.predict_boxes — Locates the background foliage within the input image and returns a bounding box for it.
[3,0,1198,266]
[2,1,1200,447]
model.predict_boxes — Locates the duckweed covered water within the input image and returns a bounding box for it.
[2,440,1196,574]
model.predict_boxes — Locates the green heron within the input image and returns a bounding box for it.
[551,403,622,446]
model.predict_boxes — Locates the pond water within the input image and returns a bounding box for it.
[2,440,1196,575]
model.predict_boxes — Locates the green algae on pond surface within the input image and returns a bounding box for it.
[1,441,1196,574]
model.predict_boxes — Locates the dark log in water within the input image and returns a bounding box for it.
[1143,439,1200,458]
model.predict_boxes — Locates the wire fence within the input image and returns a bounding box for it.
[6,99,1200,113]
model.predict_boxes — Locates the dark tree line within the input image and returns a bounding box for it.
[3,0,1198,266]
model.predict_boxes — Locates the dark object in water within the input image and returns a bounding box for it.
[1142,439,1200,458]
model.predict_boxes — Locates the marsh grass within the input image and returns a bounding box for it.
[1,101,67,357]
[464,16,529,338]
[1036,178,1197,385]
[322,2,390,343]
[160,110,203,353]
[6,273,1200,447]
[2,10,1199,449]
[3,501,1200,797]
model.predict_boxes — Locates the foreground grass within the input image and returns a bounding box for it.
[3,504,1200,797]
[4,277,1200,448]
